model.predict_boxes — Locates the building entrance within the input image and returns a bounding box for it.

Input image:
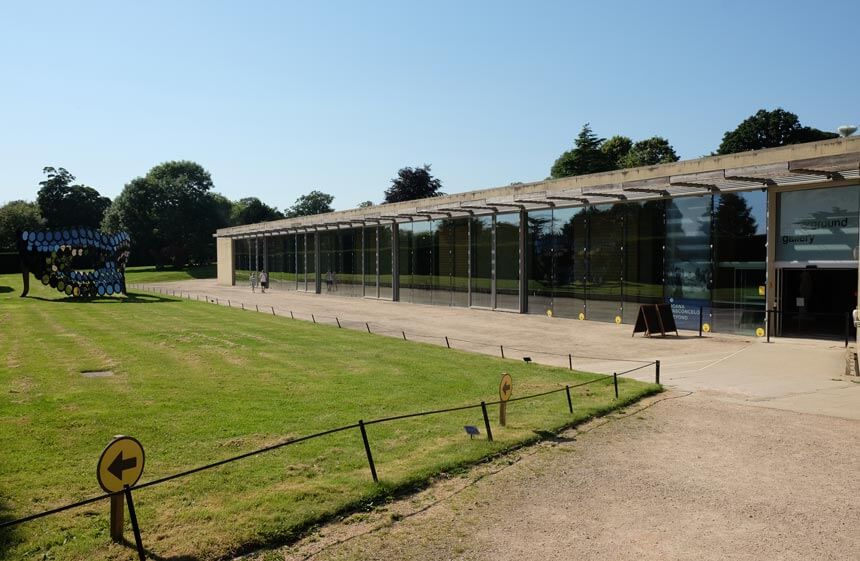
[777,268,857,338]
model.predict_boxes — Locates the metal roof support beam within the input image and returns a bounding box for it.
[788,168,843,180]
[513,199,554,206]
[623,187,671,196]
[414,211,453,218]
[435,207,475,215]
[668,182,719,192]
[581,192,628,200]
[546,195,590,204]
[724,162,787,185]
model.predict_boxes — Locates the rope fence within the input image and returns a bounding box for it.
[0,360,658,532]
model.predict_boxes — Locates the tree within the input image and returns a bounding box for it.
[103,161,229,268]
[0,200,44,251]
[717,108,838,155]
[620,137,679,168]
[550,124,615,179]
[383,164,444,203]
[714,193,758,238]
[36,167,111,229]
[286,190,334,217]
[358,200,375,208]
[231,197,284,226]
[600,135,633,168]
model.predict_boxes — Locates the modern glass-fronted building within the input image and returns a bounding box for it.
[217,137,860,338]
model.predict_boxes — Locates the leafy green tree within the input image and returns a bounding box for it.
[620,137,679,168]
[231,197,284,225]
[717,108,838,154]
[358,200,375,208]
[0,200,44,251]
[36,167,111,229]
[286,190,334,217]
[550,124,615,179]
[600,135,633,168]
[103,161,229,267]
[383,164,444,203]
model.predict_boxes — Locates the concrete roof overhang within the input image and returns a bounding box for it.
[215,137,860,238]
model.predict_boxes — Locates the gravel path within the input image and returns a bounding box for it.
[250,392,859,561]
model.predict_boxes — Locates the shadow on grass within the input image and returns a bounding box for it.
[0,498,20,559]
[0,286,13,294]
[532,429,576,443]
[26,292,175,305]
[118,537,195,561]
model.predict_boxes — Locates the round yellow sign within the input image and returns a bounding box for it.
[702,323,711,333]
[97,436,145,493]
[578,312,585,321]
[614,316,622,325]
[756,327,765,337]
[499,373,513,402]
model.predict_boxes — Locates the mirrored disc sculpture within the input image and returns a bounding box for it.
[17,228,131,298]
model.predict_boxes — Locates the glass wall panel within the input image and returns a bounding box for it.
[495,213,520,310]
[412,220,434,304]
[340,229,361,297]
[234,239,252,285]
[777,185,860,263]
[587,204,624,322]
[314,229,362,297]
[434,219,454,306]
[296,234,307,291]
[713,191,767,334]
[471,216,493,308]
[364,227,378,297]
[306,232,317,292]
[267,235,285,289]
[379,225,393,299]
[319,231,336,293]
[666,195,712,329]
[273,234,295,290]
[553,207,584,319]
[451,218,469,307]
[398,223,414,302]
[526,210,553,314]
[623,201,665,324]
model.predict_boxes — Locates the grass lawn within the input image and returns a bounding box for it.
[0,271,659,561]
[123,264,216,284]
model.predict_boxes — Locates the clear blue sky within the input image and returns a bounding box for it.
[1,1,857,211]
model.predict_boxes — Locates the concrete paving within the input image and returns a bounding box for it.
[133,279,860,420]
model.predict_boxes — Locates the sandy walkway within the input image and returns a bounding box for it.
[251,392,859,561]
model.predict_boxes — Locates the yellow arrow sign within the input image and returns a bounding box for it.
[97,436,145,493]
[499,373,513,402]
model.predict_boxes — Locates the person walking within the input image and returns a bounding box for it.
[260,270,268,293]
[250,271,257,293]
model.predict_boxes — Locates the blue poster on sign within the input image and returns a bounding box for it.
[667,298,708,330]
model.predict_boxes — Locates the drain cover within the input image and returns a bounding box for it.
[81,370,114,378]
